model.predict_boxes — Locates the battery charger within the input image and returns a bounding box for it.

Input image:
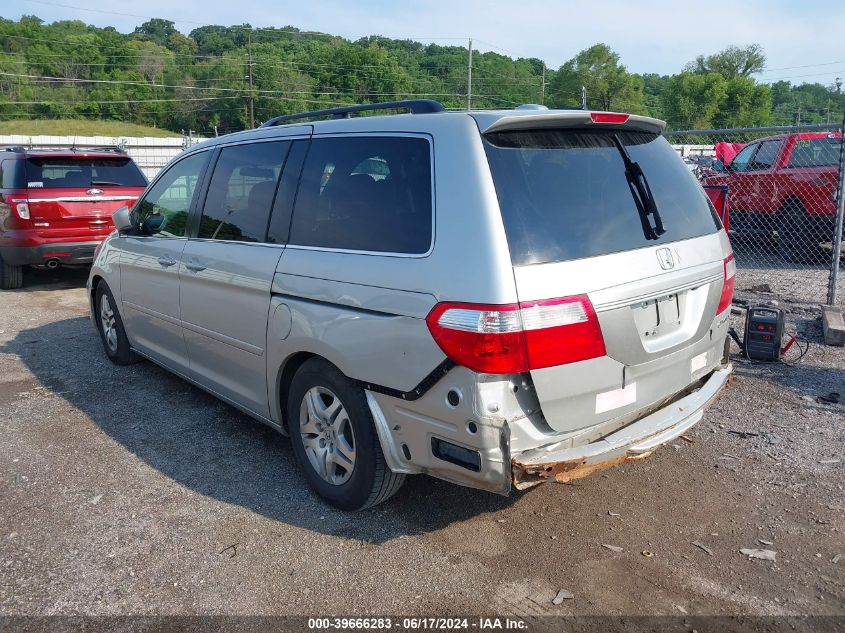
[743,306,785,361]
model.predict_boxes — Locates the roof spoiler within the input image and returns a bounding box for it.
[475,110,666,135]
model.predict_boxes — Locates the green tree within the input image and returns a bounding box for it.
[548,44,644,113]
[714,76,771,127]
[686,44,766,79]
[661,72,727,129]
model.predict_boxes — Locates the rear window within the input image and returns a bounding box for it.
[484,130,720,266]
[787,138,841,168]
[25,157,147,189]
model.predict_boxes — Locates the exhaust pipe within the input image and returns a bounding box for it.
[45,258,61,269]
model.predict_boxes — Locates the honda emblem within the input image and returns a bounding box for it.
[656,247,674,270]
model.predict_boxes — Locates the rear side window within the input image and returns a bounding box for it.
[0,159,25,189]
[199,141,290,242]
[484,129,720,266]
[289,136,432,254]
[24,157,147,188]
[787,137,841,168]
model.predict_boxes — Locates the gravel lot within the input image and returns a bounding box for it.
[1,268,843,623]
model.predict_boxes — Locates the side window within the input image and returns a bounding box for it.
[132,151,208,237]
[0,159,25,189]
[747,140,781,171]
[198,141,290,242]
[728,144,757,172]
[289,136,432,254]
[787,138,841,168]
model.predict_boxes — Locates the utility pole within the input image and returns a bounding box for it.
[247,32,255,129]
[540,63,545,105]
[467,38,473,111]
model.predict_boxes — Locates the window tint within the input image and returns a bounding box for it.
[0,159,25,189]
[289,136,432,254]
[199,141,290,242]
[788,137,841,168]
[25,157,147,188]
[747,140,781,170]
[131,151,208,237]
[728,144,757,172]
[483,130,720,266]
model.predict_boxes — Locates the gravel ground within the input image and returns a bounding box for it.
[0,268,843,623]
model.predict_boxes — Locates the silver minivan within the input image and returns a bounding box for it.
[88,101,734,510]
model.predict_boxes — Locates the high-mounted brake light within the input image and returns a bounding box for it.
[426,295,606,374]
[717,253,736,315]
[590,112,630,124]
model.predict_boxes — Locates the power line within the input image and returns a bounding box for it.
[0,71,471,98]
[0,95,243,104]
[757,60,845,73]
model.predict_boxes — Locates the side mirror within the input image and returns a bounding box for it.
[112,206,132,233]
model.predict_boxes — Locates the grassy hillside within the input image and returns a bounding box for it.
[0,120,182,138]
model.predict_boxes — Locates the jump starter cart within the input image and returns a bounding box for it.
[743,306,785,361]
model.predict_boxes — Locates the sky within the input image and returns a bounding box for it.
[7,0,845,87]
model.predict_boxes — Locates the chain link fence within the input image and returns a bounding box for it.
[665,118,845,308]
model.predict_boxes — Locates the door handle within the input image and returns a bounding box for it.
[157,255,177,267]
[185,259,207,272]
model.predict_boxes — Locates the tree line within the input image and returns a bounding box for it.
[0,15,843,134]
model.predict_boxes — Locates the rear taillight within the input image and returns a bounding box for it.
[717,253,736,315]
[426,295,606,374]
[9,197,29,220]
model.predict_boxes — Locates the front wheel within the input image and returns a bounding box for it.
[95,282,139,365]
[287,358,404,510]
[0,253,23,290]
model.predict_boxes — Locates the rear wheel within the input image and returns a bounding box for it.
[95,282,139,365]
[287,358,404,510]
[777,201,821,264]
[0,254,23,290]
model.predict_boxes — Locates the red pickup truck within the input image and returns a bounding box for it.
[703,132,842,263]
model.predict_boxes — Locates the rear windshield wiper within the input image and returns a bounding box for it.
[612,134,666,241]
[90,180,122,186]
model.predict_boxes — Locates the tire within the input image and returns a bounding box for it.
[94,282,139,365]
[287,358,405,510]
[777,201,821,264]
[0,253,23,290]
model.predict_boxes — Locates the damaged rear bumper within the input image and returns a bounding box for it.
[511,364,732,489]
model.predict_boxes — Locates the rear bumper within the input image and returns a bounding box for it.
[510,364,732,489]
[0,241,101,266]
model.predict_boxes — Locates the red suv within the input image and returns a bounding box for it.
[0,146,148,289]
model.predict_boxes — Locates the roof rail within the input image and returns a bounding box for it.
[260,99,445,128]
[83,145,128,154]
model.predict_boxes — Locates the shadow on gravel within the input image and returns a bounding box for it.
[2,315,516,543]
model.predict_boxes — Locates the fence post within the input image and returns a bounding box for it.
[827,112,845,305]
